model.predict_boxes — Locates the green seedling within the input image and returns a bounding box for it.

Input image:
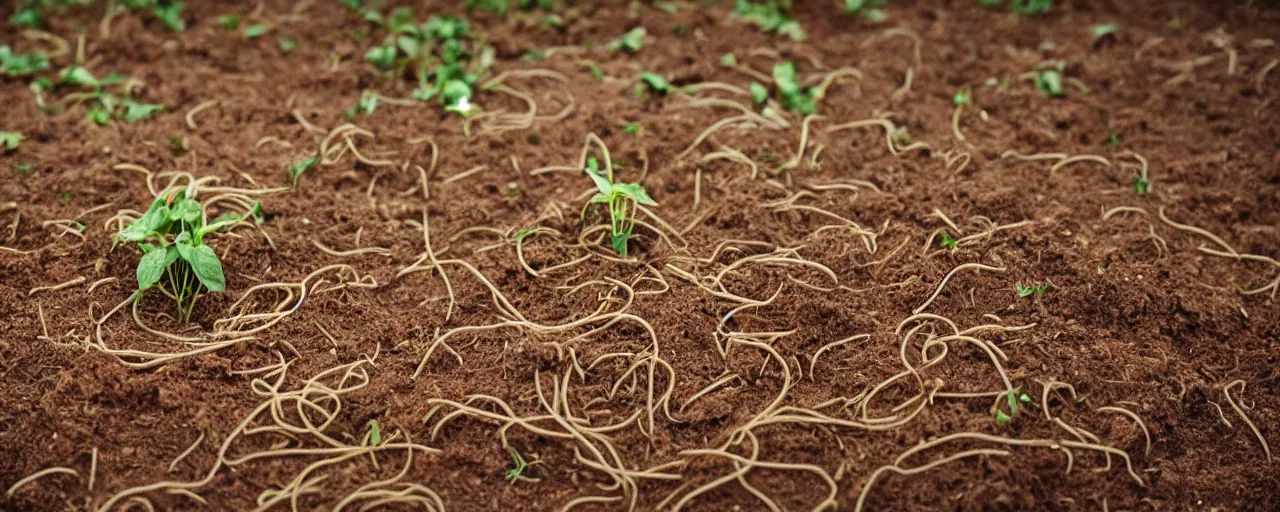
[0,131,21,151]
[953,90,970,106]
[581,157,657,258]
[216,14,240,29]
[276,37,298,54]
[733,0,805,41]
[120,0,186,31]
[361,12,486,117]
[1,45,50,76]
[1034,70,1064,96]
[512,228,535,242]
[843,0,887,23]
[465,0,508,13]
[654,1,679,14]
[504,446,543,483]
[16,163,35,175]
[992,386,1032,424]
[623,123,641,135]
[609,27,646,53]
[1091,23,1121,39]
[287,155,319,186]
[638,72,671,96]
[364,420,382,446]
[1109,132,1120,146]
[1012,0,1051,14]
[243,23,268,38]
[773,61,817,114]
[1133,175,1149,194]
[1015,281,1050,298]
[580,60,604,81]
[347,90,379,118]
[749,82,769,105]
[119,188,261,324]
[720,53,738,67]
[939,231,957,249]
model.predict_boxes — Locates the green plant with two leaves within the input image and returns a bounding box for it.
[118,187,262,324]
[120,0,186,31]
[31,66,164,125]
[991,386,1032,424]
[505,446,543,483]
[1016,280,1050,298]
[362,10,490,117]
[1,45,50,76]
[581,157,657,258]
[732,0,804,41]
[10,0,91,28]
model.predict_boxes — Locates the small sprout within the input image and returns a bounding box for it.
[749,82,769,105]
[733,0,805,41]
[939,231,957,249]
[505,446,543,483]
[505,182,519,197]
[953,90,970,106]
[168,135,189,156]
[276,36,299,54]
[624,123,641,135]
[541,14,563,27]
[581,157,658,258]
[654,1,679,14]
[719,53,738,67]
[346,90,379,118]
[61,190,72,201]
[1133,176,1150,194]
[1034,70,1064,96]
[1091,23,1121,39]
[150,1,186,31]
[365,420,382,446]
[243,24,268,39]
[216,14,241,29]
[844,0,887,23]
[512,228,535,242]
[0,131,21,151]
[581,60,604,81]
[1012,0,1051,14]
[1015,281,1050,298]
[992,386,1033,424]
[10,8,41,28]
[1109,132,1121,146]
[445,95,476,117]
[609,27,646,53]
[287,155,319,186]
[16,163,35,175]
[638,72,671,96]
[773,61,817,114]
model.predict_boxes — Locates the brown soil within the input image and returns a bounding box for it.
[3,0,1279,511]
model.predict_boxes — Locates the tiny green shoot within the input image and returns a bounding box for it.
[749,82,769,105]
[609,27,646,53]
[0,45,50,76]
[624,123,641,135]
[16,163,35,175]
[843,0,887,23]
[992,386,1033,424]
[1011,0,1051,14]
[581,157,658,258]
[720,53,738,67]
[1034,70,1064,96]
[654,1,679,14]
[1109,132,1120,146]
[638,72,671,96]
[1091,23,1121,39]
[276,36,299,54]
[939,231,957,249]
[346,90,379,118]
[287,155,319,186]
[365,420,382,446]
[1016,281,1050,298]
[733,0,805,41]
[580,60,604,81]
[773,61,816,114]
[216,14,240,29]
[243,24,268,39]
[1133,175,1150,194]
[505,446,542,483]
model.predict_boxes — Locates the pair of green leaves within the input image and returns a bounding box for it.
[46,66,165,124]
[124,195,258,294]
[121,0,185,31]
[0,131,21,152]
[993,387,1032,424]
[733,0,805,41]
[609,27,646,53]
[1015,281,1049,298]
[754,61,816,114]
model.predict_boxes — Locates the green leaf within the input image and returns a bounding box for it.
[1034,70,1064,96]
[243,24,268,39]
[120,198,168,242]
[749,82,769,105]
[939,231,957,249]
[624,123,640,135]
[287,155,319,185]
[250,202,264,224]
[995,410,1011,424]
[0,131,21,151]
[137,245,179,290]
[1012,0,1052,15]
[152,1,186,31]
[609,27,646,53]
[411,84,438,102]
[59,67,100,88]
[15,163,34,175]
[10,9,42,28]
[638,72,671,95]
[953,90,970,106]
[216,14,241,29]
[1091,23,1121,39]
[440,79,472,105]
[719,53,737,67]
[585,167,613,196]
[0,47,50,76]
[87,104,112,125]
[177,242,226,292]
[367,420,382,446]
[364,44,396,68]
[276,36,299,54]
[1133,176,1150,194]
[122,100,165,122]
[615,183,658,206]
[172,198,203,223]
[772,61,801,96]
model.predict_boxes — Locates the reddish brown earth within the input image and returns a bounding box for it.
[2,1,1279,511]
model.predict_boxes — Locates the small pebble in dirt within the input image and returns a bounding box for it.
[302,217,311,225]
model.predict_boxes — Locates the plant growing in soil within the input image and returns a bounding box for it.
[31,66,165,125]
[581,157,657,258]
[939,231,958,249]
[505,446,542,483]
[843,0,888,23]
[609,27,647,53]
[10,0,90,28]
[118,187,262,324]
[1016,281,1050,298]
[361,9,489,116]
[287,154,319,186]
[120,0,186,31]
[637,72,671,96]
[773,61,817,114]
[1033,70,1064,96]
[991,386,1032,424]
[0,131,21,151]
[732,0,805,41]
